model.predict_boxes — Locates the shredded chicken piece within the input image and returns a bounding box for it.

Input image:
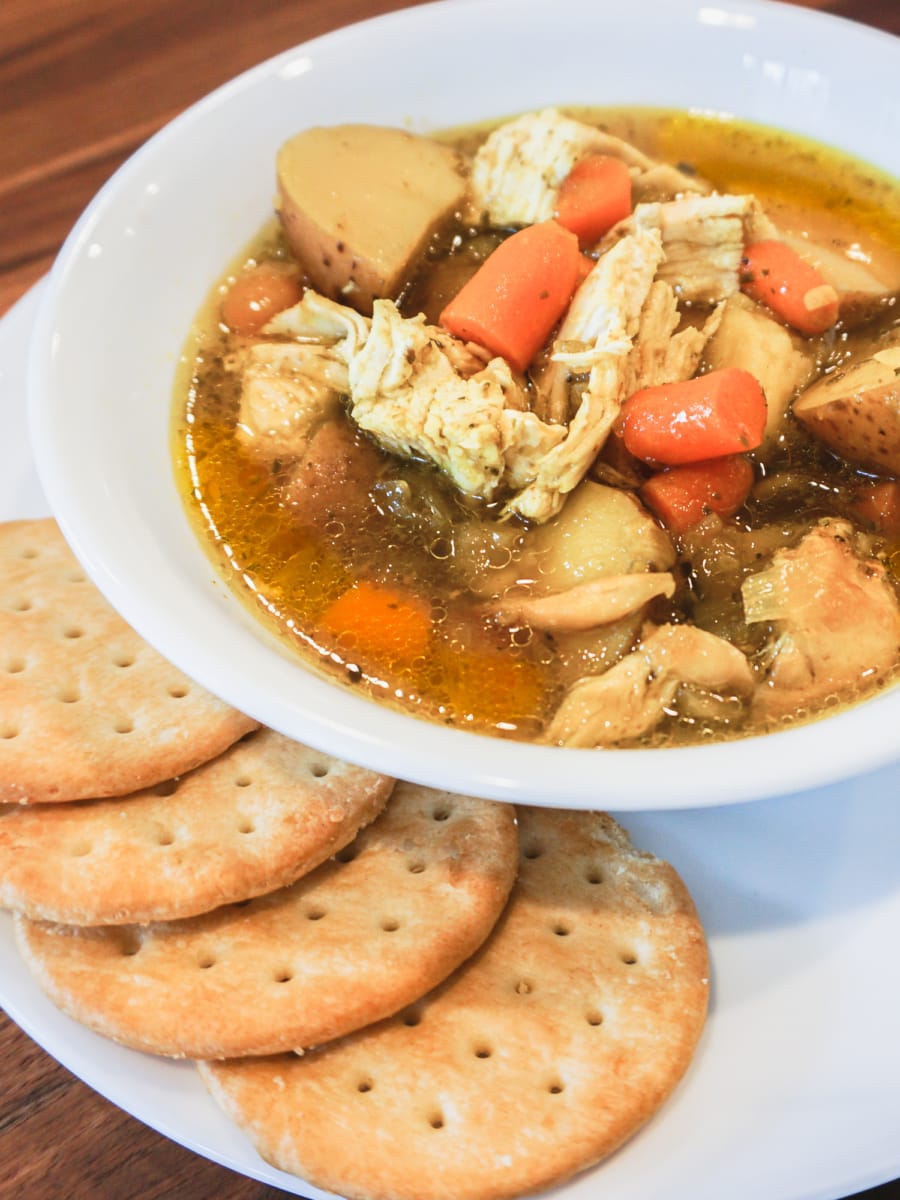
[263,289,371,351]
[506,230,663,522]
[545,623,755,747]
[251,290,554,495]
[493,572,675,633]
[467,108,706,229]
[606,193,778,304]
[347,301,565,499]
[235,342,346,458]
[743,520,900,718]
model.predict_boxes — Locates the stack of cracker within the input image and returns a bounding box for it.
[1,517,710,1200]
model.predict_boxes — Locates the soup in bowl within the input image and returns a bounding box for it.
[28,0,900,808]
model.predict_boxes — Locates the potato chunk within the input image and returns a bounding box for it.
[792,346,900,475]
[276,125,467,315]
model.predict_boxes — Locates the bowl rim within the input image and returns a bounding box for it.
[27,0,900,811]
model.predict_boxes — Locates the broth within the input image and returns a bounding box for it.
[172,107,900,747]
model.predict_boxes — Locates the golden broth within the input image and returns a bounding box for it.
[172,108,900,745]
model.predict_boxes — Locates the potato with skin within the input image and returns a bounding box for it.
[792,346,900,475]
[705,292,815,450]
[276,125,467,315]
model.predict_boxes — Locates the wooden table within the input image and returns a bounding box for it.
[1,1,898,1196]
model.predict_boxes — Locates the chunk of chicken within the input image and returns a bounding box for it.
[235,342,346,459]
[467,108,705,229]
[608,193,777,305]
[347,301,565,500]
[254,290,560,499]
[742,520,900,719]
[506,230,663,523]
[493,572,675,633]
[545,623,755,747]
[281,417,386,531]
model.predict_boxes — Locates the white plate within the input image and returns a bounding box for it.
[4,285,900,1198]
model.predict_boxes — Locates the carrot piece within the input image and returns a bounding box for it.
[439,220,582,372]
[554,154,632,245]
[620,367,768,466]
[641,455,755,535]
[849,480,900,540]
[741,239,839,336]
[221,264,302,335]
[318,580,432,664]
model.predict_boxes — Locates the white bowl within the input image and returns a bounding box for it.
[27,0,900,810]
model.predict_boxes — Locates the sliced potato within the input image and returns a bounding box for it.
[781,230,900,329]
[530,481,676,589]
[793,347,900,475]
[276,125,467,315]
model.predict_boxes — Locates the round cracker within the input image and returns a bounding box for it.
[0,728,394,924]
[0,518,256,803]
[14,783,518,1059]
[199,809,709,1200]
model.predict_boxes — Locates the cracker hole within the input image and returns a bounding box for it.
[274,968,294,984]
[11,597,32,612]
[305,908,326,921]
[67,571,86,583]
[0,725,19,740]
[197,954,216,969]
[585,867,603,885]
[69,841,92,858]
[156,829,175,847]
[522,844,543,860]
[112,653,135,668]
[119,933,141,957]
[380,917,400,932]
[553,922,572,937]
[428,1112,445,1130]
[234,776,252,788]
[5,657,25,674]
[620,952,639,966]
[547,1081,565,1095]
[586,1011,604,1027]
[57,686,81,704]
[473,1045,493,1059]
[167,684,189,699]
[407,860,426,874]
[309,762,330,778]
[514,979,534,996]
[62,626,84,639]
[356,1078,374,1094]
[114,719,134,735]
[401,1008,422,1027]
[237,819,255,834]
[432,806,451,822]
[19,547,39,560]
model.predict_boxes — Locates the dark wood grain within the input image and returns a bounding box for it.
[1,1,898,1197]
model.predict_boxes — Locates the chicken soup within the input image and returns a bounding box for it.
[173,107,900,748]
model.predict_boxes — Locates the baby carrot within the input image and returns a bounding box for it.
[318,580,432,665]
[221,264,302,335]
[641,455,755,535]
[741,239,839,336]
[620,367,768,466]
[554,154,632,245]
[439,220,582,373]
